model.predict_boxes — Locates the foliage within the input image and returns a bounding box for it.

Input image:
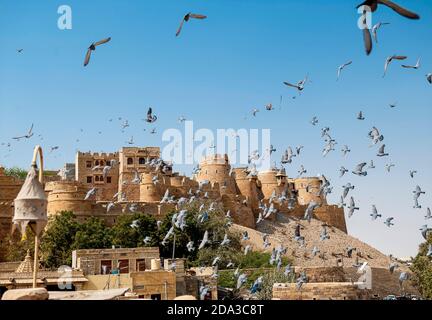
[411,233,432,299]
[111,213,159,248]
[4,167,27,180]
[72,217,113,250]
[255,270,295,300]
[0,232,35,262]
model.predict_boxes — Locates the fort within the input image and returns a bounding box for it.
[0,146,347,261]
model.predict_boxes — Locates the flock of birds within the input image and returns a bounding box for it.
[2,2,432,297]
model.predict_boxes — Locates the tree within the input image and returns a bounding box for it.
[0,232,35,262]
[411,233,432,299]
[40,211,80,268]
[72,217,113,250]
[4,167,27,180]
[111,213,159,248]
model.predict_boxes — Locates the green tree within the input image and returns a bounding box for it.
[111,213,159,248]
[411,233,432,299]
[72,217,113,250]
[40,211,80,268]
[4,167,27,180]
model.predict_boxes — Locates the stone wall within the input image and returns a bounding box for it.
[273,282,368,300]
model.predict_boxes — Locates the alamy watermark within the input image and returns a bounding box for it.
[161,121,272,170]
[58,5,72,30]
[357,5,373,30]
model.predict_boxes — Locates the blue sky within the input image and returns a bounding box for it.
[0,0,431,258]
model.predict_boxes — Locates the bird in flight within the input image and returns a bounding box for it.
[337,61,352,81]
[146,107,158,123]
[402,58,421,69]
[383,55,407,77]
[176,13,207,37]
[426,73,432,84]
[83,37,111,67]
[12,124,34,140]
[16,49,24,53]
[283,75,308,92]
[371,22,390,43]
[357,1,420,55]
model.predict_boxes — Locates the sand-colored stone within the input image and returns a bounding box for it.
[1,288,49,300]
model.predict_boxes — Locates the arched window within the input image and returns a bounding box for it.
[127,158,133,165]
[100,160,105,166]
[139,158,145,165]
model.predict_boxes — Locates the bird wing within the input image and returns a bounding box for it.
[94,37,111,46]
[356,162,367,171]
[84,48,92,66]
[283,82,298,89]
[189,13,207,19]
[147,107,153,116]
[378,144,385,153]
[378,0,420,19]
[28,123,34,135]
[363,28,372,56]
[176,19,185,37]
[393,55,407,60]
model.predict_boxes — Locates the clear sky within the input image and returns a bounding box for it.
[0,0,431,258]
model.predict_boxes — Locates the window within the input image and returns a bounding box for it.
[95,160,100,166]
[139,158,145,165]
[101,260,112,275]
[127,158,133,165]
[99,176,104,182]
[95,176,100,182]
[118,260,129,274]
[106,177,112,183]
[136,259,146,272]
[86,161,92,168]
[100,160,105,166]
[86,176,92,183]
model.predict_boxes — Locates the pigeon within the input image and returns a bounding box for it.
[419,225,432,240]
[385,163,395,172]
[130,219,140,229]
[186,241,195,252]
[220,233,231,246]
[143,236,152,245]
[198,230,209,250]
[242,231,250,241]
[297,165,307,177]
[199,286,210,300]
[427,73,432,84]
[304,201,319,222]
[357,111,365,120]
[426,244,432,257]
[370,205,382,220]
[384,217,394,227]
[352,162,368,176]
[425,208,431,220]
[341,145,351,156]
[236,273,247,289]
[389,102,397,108]
[283,75,308,92]
[413,185,426,198]
[312,246,320,256]
[84,188,97,200]
[383,55,407,77]
[377,144,389,157]
[338,196,346,208]
[251,108,259,117]
[409,170,417,178]
[83,37,111,66]
[176,12,207,37]
[250,277,263,294]
[212,256,220,266]
[357,1,420,55]
[342,183,355,199]
[371,22,390,43]
[146,107,157,123]
[339,167,349,177]
[162,226,175,246]
[296,272,307,290]
[284,264,293,276]
[402,58,421,69]
[368,127,384,145]
[368,160,375,169]
[348,197,360,218]
[337,61,352,80]
[12,123,34,140]
[320,226,330,241]
[310,116,319,126]
[389,262,398,274]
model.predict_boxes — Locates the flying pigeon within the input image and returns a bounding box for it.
[371,22,390,43]
[383,55,407,77]
[84,37,111,67]
[370,205,382,220]
[176,12,207,37]
[337,61,352,80]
